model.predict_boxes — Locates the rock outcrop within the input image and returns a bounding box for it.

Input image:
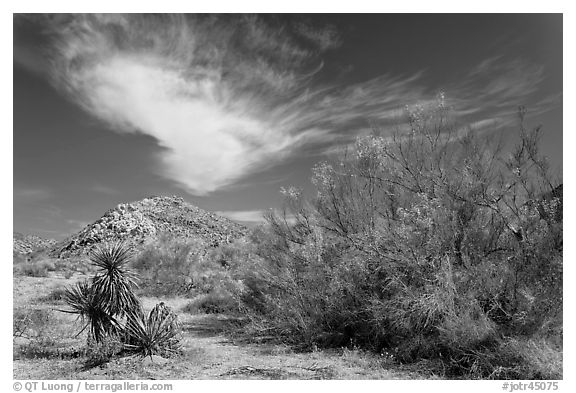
[13,232,58,255]
[50,195,247,258]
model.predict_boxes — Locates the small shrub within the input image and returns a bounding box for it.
[13,307,53,339]
[38,287,68,304]
[12,307,82,360]
[15,260,56,277]
[84,334,124,367]
[181,292,239,314]
[503,338,563,380]
[132,235,243,304]
[17,337,59,359]
[13,252,27,264]
[131,236,205,297]
[16,336,84,361]
[13,310,29,338]
[26,250,50,262]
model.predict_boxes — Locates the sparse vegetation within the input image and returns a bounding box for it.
[181,291,239,315]
[14,259,56,277]
[38,286,68,303]
[131,235,204,297]
[83,334,124,368]
[132,235,242,314]
[13,308,53,340]
[60,241,181,361]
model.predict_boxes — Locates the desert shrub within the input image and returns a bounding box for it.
[84,334,124,367]
[13,309,30,339]
[13,307,53,339]
[13,252,27,264]
[38,287,68,304]
[14,259,56,277]
[12,307,81,360]
[27,249,50,262]
[132,235,204,297]
[504,338,562,380]
[182,291,239,314]
[124,302,181,358]
[132,235,243,305]
[58,256,97,276]
[233,103,562,378]
[427,337,562,380]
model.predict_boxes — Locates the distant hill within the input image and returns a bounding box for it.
[13,232,58,255]
[50,195,248,258]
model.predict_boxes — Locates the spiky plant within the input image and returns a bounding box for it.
[62,279,121,343]
[90,241,142,319]
[124,302,181,358]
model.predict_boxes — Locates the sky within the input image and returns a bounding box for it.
[13,14,563,240]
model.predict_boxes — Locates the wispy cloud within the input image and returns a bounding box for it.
[14,187,53,201]
[66,219,90,231]
[14,15,560,195]
[40,205,62,218]
[15,14,339,195]
[216,209,299,225]
[216,210,266,223]
[91,184,119,195]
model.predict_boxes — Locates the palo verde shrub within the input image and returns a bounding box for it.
[234,102,562,378]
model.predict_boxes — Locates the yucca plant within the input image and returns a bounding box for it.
[61,242,142,344]
[124,302,181,358]
[62,279,121,343]
[90,241,142,319]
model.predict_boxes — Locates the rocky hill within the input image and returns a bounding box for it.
[13,232,58,255]
[50,195,247,258]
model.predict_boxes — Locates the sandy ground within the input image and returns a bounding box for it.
[13,274,430,380]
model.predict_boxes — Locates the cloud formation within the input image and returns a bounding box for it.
[15,14,338,195]
[14,14,560,195]
[216,210,266,223]
[91,184,119,195]
[14,186,53,201]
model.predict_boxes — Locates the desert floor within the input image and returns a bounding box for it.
[13,273,431,380]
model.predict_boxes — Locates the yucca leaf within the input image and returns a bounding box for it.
[89,241,141,318]
[62,279,121,342]
[123,303,181,358]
